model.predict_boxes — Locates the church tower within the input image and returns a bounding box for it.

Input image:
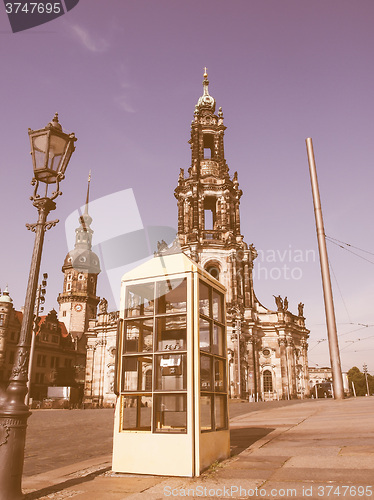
[175,70,309,400]
[175,69,258,397]
[57,174,101,341]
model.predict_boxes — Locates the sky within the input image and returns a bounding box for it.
[0,1,374,373]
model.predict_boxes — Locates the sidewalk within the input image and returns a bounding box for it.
[23,397,374,499]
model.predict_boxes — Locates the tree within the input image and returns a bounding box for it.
[347,366,374,396]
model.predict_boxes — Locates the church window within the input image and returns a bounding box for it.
[37,355,46,367]
[262,348,271,357]
[0,314,4,326]
[207,265,220,281]
[35,372,45,384]
[62,311,66,317]
[263,370,273,392]
[66,283,71,291]
[203,133,214,159]
[67,274,72,281]
[204,197,216,230]
[145,370,152,391]
[51,356,59,368]
[78,274,84,280]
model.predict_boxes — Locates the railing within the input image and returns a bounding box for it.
[202,230,222,241]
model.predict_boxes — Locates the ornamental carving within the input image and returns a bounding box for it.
[11,347,29,379]
[0,423,10,447]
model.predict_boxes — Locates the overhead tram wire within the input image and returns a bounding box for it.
[326,235,374,256]
[329,258,352,325]
[326,235,374,265]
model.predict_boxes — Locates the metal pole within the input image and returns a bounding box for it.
[0,198,55,500]
[305,138,344,400]
[25,285,41,405]
[351,380,356,398]
[363,364,370,396]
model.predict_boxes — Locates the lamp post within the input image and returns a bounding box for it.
[25,273,48,406]
[0,114,76,500]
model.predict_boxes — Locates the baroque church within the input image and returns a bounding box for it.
[80,70,310,406]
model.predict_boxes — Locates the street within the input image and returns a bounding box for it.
[24,399,315,477]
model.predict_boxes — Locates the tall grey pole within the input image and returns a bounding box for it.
[305,138,344,400]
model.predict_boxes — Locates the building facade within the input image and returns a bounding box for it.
[0,289,80,403]
[83,301,118,408]
[82,71,310,406]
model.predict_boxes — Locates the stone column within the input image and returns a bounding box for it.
[243,254,251,308]
[286,337,296,397]
[278,335,288,399]
[177,198,184,234]
[231,253,238,303]
[301,338,310,396]
[246,335,255,398]
[83,343,96,406]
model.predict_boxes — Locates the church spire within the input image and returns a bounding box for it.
[76,172,93,250]
[84,170,91,216]
[196,67,215,112]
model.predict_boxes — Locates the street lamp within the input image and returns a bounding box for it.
[0,114,76,500]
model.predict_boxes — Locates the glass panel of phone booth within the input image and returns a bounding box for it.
[156,315,186,351]
[212,289,223,322]
[126,282,154,317]
[214,395,227,430]
[122,395,152,431]
[124,319,153,352]
[199,317,210,352]
[122,355,153,392]
[200,395,213,431]
[154,394,187,433]
[155,353,187,391]
[156,279,187,314]
[199,281,210,316]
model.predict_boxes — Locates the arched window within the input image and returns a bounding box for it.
[207,265,220,281]
[263,370,273,392]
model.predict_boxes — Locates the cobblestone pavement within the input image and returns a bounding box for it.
[24,399,314,477]
[22,398,374,499]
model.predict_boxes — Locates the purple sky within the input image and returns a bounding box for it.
[1,1,374,373]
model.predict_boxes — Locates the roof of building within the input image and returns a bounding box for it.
[0,287,13,304]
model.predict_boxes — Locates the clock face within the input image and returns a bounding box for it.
[75,304,83,312]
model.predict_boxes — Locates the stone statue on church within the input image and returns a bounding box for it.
[298,302,304,317]
[99,297,108,314]
[283,297,288,311]
[273,295,283,311]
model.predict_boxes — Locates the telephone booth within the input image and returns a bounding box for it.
[112,252,230,477]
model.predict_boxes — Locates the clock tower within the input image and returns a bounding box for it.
[57,176,101,341]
